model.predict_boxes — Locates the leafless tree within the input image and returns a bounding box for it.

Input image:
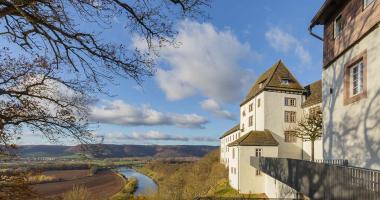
[0,0,209,151]
[0,0,209,84]
[0,49,93,154]
[293,109,323,161]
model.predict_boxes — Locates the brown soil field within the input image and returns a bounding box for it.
[42,169,89,181]
[31,170,124,200]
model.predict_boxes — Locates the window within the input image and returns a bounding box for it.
[249,116,253,127]
[232,148,235,159]
[334,15,343,38]
[285,111,296,123]
[351,61,364,96]
[241,123,245,131]
[344,51,367,105]
[284,131,297,143]
[281,79,290,85]
[242,110,246,117]
[230,167,233,173]
[257,99,261,107]
[249,103,253,112]
[284,97,296,107]
[256,169,261,176]
[255,148,262,157]
[364,0,375,8]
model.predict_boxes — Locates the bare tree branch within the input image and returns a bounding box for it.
[0,0,209,85]
[288,108,323,161]
[0,50,93,154]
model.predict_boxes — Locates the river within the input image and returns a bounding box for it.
[118,167,158,195]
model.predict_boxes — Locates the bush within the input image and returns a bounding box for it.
[63,185,92,200]
[27,174,59,184]
[138,149,228,200]
[109,177,138,200]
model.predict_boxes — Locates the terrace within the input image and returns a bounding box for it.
[250,157,380,200]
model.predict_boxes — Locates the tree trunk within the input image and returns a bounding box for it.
[311,140,315,162]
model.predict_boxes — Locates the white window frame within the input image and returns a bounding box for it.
[284,131,297,143]
[334,14,343,38]
[255,148,262,157]
[285,111,296,123]
[249,103,253,112]
[364,0,376,8]
[285,97,296,107]
[351,61,364,97]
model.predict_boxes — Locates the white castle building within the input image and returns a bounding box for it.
[220,60,322,197]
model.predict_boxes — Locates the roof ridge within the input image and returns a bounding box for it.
[236,131,252,145]
[219,124,240,139]
[265,60,282,88]
[305,79,322,87]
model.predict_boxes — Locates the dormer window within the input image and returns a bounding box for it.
[281,78,290,85]
[334,14,343,38]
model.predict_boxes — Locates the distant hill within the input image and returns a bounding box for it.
[15,144,218,158]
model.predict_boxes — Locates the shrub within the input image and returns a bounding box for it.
[63,185,92,200]
[27,174,58,184]
[109,177,138,200]
[138,149,229,200]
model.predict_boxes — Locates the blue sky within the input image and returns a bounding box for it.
[19,0,325,146]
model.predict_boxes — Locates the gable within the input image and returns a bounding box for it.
[241,60,304,106]
[302,80,322,108]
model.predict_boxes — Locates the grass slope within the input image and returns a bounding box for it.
[136,149,265,199]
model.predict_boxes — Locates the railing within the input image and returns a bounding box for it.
[251,157,380,200]
[314,159,348,166]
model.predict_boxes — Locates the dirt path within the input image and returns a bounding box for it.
[32,170,124,200]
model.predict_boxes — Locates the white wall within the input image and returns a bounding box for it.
[220,129,240,167]
[263,91,304,159]
[322,27,380,170]
[264,175,299,199]
[228,146,239,189]
[240,92,265,135]
[238,146,278,194]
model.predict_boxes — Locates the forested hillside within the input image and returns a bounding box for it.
[15,145,218,158]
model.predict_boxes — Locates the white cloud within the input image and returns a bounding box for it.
[96,131,217,142]
[200,99,235,120]
[132,20,258,103]
[89,100,208,128]
[265,27,311,65]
